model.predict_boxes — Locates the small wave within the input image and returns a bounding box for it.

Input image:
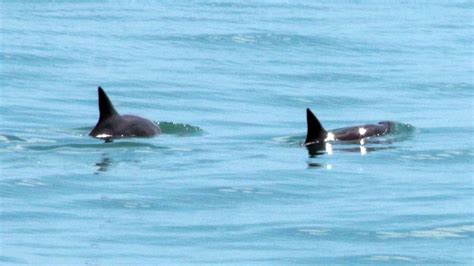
[273,135,305,146]
[74,196,158,210]
[0,134,26,143]
[232,35,256,44]
[0,256,27,264]
[388,122,417,141]
[72,126,92,132]
[14,178,47,187]
[397,149,473,162]
[377,224,474,239]
[157,121,203,136]
[218,187,271,195]
[25,141,164,151]
[364,255,415,262]
[298,228,329,236]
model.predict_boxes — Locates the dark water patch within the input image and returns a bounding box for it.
[25,141,165,151]
[288,95,375,108]
[421,126,474,135]
[1,210,81,221]
[403,82,474,97]
[131,15,238,24]
[71,196,178,211]
[1,177,48,191]
[442,1,474,9]
[396,149,474,163]
[273,135,306,147]
[94,157,113,173]
[72,126,93,132]
[32,13,136,22]
[198,254,440,265]
[2,51,74,66]
[70,185,304,212]
[204,1,328,11]
[261,71,378,83]
[0,256,27,264]
[306,143,396,159]
[143,33,372,53]
[383,214,471,225]
[199,119,267,129]
[197,186,307,205]
[79,196,159,211]
[392,194,459,202]
[0,134,26,142]
[1,175,105,200]
[431,23,471,30]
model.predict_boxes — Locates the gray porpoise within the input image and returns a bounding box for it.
[89,87,161,140]
[304,108,393,145]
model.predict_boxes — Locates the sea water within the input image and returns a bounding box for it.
[1,1,473,264]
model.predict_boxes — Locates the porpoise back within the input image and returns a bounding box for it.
[304,108,393,145]
[89,87,161,140]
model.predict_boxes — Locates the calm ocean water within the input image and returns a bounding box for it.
[1,1,473,264]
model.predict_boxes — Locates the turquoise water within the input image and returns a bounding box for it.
[1,1,473,264]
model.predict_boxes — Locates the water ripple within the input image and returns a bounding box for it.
[378,225,474,239]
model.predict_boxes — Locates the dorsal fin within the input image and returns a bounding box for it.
[98,86,118,121]
[305,108,327,144]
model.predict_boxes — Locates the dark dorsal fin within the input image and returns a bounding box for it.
[305,108,327,144]
[98,86,119,121]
